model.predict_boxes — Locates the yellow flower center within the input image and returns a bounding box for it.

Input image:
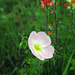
[34,43,41,51]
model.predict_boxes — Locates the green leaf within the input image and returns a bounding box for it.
[70,66,75,70]
[19,68,27,75]
[71,59,75,66]
[62,52,73,75]
[5,50,15,67]
[21,58,27,67]
[10,67,19,75]
[69,59,75,70]
[21,57,30,67]
[19,42,23,50]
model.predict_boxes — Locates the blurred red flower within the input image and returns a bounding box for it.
[47,3,50,6]
[48,31,53,35]
[50,23,53,27]
[40,0,54,9]
[48,31,50,35]
[72,0,75,3]
[50,2,54,6]
[42,0,50,5]
[40,1,45,9]
[64,3,69,7]
[51,31,53,33]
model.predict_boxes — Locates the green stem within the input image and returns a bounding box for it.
[71,8,74,39]
[55,0,57,48]
[46,10,48,32]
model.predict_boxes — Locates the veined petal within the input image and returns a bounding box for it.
[37,32,51,47]
[39,45,55,59]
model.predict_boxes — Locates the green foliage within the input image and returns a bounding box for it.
[70,59,75,70]
[0,0,75,75]
[62,52,74,75]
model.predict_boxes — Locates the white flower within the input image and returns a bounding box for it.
[28,31,55,61]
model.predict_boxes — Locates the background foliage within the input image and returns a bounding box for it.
[0,0,75,75]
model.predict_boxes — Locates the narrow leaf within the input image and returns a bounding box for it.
[62,52,73,75]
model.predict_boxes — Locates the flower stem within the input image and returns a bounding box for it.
[46,10,48,32]
[55,1,57,48]
[71,8,74,39]
[71,8,75,50]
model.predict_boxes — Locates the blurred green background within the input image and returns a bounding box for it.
[0,0,75,75]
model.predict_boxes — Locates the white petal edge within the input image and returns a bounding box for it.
[37,32,51,47]
[39,45,55,59]
[28,31,37,49]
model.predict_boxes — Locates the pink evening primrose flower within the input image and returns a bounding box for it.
[28,31,55,61]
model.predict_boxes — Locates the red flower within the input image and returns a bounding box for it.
[42,0,50,5]
[73,1,75,3]
[72,0,75,3]
[40,0,54,9]
[51,31,53,33]
[50,23,53,27]
[40,4,45,9]
[47,3,50,6]
[50,2,54,6]
[48,31,53,35]
[40,1,45,9]
[48,31,50,35]
[64,3,69,7]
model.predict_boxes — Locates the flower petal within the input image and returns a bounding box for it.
[37,32,51,47]
[64,3,69,7]
[28,31,45,60]
[28,31,37,49]
[30,46,45,60]
[39,45,55,59]
[50,2,54,6]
